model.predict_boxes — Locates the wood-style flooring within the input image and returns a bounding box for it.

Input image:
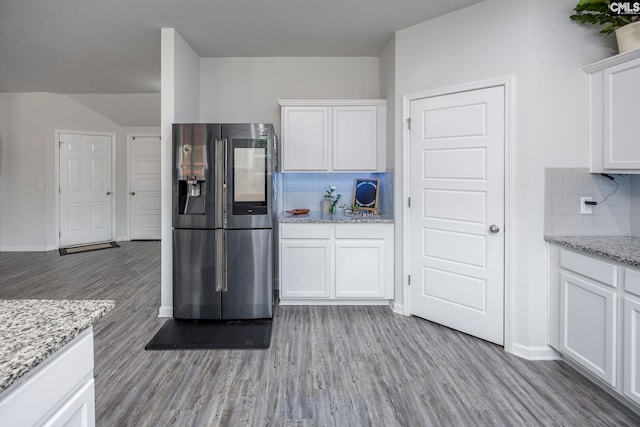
[1,241,639,426]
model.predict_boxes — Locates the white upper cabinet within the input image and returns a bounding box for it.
[585,49,640,173]
[278,99,386,172]
[281,106,329,171]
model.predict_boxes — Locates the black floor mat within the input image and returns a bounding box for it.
[59,241,119,256]
[145,318,272,350]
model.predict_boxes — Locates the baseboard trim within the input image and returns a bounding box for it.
[0,245,56,252]
[392,302,406,315]
[158,306,173,318]
[279,299,392,306]
[115,236,129,242]
[510,343,561,360]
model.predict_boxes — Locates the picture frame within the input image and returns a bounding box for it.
[352,178,380,213]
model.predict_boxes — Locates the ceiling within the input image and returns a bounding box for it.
[0,0,484,94]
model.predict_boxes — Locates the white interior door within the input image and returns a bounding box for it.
[128,135,161,240]
[409,86,505,345]
[59,133,113,247]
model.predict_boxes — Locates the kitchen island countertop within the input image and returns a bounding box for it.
[279,211,394,224]
[544,235,640,267]
[0,299,114,393]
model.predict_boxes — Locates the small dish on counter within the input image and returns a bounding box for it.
[286,208,310,215]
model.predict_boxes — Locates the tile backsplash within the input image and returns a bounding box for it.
[280,172,393,216]
[632,175,640,237]
[544,168,631,236]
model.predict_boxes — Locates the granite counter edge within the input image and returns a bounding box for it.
[544,235,640,267]
[0,299,115,393]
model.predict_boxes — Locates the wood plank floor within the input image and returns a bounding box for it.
[1,241,639,426]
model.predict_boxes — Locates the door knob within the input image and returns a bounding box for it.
[130,192,136,196]
[489,224,500,233]
[106,191,111,196]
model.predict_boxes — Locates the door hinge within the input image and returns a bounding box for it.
[59,187,61,194]
[408,275,411,285]
[407,117,411,130]
[408,197,411,208]
[59,231,61,238]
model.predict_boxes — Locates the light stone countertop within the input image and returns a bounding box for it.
[0,299,114,393]
[544,235,640,267]
[279,211,394,224]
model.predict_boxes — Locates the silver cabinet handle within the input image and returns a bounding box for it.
[106,191,111,195]
[489,224,500,233]
[130,191,135,196]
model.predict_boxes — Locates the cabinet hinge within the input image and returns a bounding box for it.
[407,117,411,130]
[59,231,61,238]
[59,187,61,194]
[408,275,411,285]
[408,197,411,208]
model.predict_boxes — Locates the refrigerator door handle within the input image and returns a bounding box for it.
[222,229,228,292]
[222,138,228,227]
[273,133,278,171]
[215,229,224,292]
[215,138,224,228]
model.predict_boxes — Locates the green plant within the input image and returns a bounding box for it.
[324,185,336,199]
[329,194,342,214]
[570,0,639,34]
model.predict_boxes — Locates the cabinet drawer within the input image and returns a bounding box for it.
[560,249,618,288]
[281,224,331,239]
[625,267,640,297]
[335,224,384,239]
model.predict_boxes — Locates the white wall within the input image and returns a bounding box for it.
[0,92,143,250]
[199,57,380,132]
[0,93,160,251]
[394,0,616,357]
[159,28,201,317]
[67,94,160,127]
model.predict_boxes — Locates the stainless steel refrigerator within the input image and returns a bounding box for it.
[172,123,275,320]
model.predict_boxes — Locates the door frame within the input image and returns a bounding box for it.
[401,76,515,353]
[126,133,161,241]
[54,130,117,249]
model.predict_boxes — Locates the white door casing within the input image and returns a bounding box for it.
[408,85,505,345]
[128,135,161,240]
[59,133,114,247]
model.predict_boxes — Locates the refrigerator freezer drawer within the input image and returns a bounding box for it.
[173,228,273,320]
[224,229,273,319]
[173,229,222,319]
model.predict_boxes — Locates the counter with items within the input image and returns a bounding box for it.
[279,211,394,224]
[279,213,394,304]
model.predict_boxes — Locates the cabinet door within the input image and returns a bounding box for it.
[603,57,640,169]
[624,296,640,406]
[335,240,384,298]
[280,240,332,298]
[282,106,329,171]
[43,379,95,427]
[332,106,377,171]
[560,272,617,386]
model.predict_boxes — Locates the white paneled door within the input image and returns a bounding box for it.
[409,86,505,345]
[128,135,161,240]
[59,133,113,247]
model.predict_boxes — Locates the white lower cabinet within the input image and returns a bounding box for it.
[560,271,617,386]
[335,240,384,298]
[279,223,393,304]
[0,328,96,426]
[281,240,332,298]
[43,379,95,427]
[549,246,640,414]
[624,296,640,406]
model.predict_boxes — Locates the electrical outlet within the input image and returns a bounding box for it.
[580,197,593,214]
